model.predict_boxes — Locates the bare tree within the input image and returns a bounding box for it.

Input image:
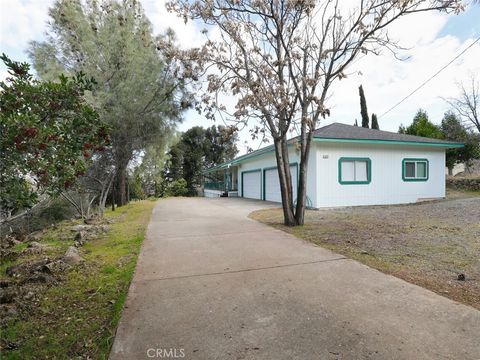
[446,76,480,133]
[168,0,463,226]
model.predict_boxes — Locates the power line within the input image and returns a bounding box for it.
[379,35,480,119]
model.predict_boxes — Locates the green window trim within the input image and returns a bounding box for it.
[338,157,372,185]
[240,169,262,198]
[402,158,429,182]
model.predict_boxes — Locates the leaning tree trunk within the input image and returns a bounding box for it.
[274,138,296,226]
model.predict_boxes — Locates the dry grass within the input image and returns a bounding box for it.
[250,191,480,310]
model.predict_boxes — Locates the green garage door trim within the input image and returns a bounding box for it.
[262,162,299,201]
[241,169,262,198]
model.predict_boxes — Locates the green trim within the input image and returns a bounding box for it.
[402,158,429,182]
[313,137,464,148]
[338,157,372,185]
[262,162,298,201]
[240,168,262,198]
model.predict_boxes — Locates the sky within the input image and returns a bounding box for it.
[1,0,479,154]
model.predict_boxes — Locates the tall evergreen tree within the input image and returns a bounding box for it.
[29,0,191,207]
[371,113,380,130]
[359,85,369,128]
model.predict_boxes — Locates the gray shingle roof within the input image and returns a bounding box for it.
[205,122,463,173]
[313,122,461,145]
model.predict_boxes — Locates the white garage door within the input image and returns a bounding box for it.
[264,165,297,203]
[242,170,262,199]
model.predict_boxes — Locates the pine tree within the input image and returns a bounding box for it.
[371,113,379,129]
[359,85,369,128]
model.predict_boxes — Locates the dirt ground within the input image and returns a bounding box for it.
[250,190,480,310]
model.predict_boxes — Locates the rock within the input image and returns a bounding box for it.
[0,287,17,304]
[24,273,56,284]
[0,304,19,326]
[6,264,25,278]
[6,259,50,278]
[98,225,109,233]
[44,260,70,273]
[23,291,35,301]
[22,241,48,255]
[63,246,84,265]
[84,217,100,225]
[75,231,86,241]
[27,230,44,241]
[457,273,466,281]
[0,249,19,262]
[0,279,14,288]
[71,225,94,232]
[27,241,44,249]
[0,234,21,249]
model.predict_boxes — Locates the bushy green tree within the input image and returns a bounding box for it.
[164,125,238,194]
[204,125,239,168]
[29,0,190,207]
[441,112,480,175]
[0,55,107,221]
[167,178,189,197]
[399,109,443,138]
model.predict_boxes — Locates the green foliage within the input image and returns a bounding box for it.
[359,85,369,128]
[129,173,146,200]
[29,0,188,206]
[0,54,107,219]
[164,125,238,194]
[399,109,443,139]
[371,113,379,130]
[204,125,239,168]
[167,178,189,197]
[441,112,480,172]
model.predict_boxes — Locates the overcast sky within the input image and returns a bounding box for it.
[1,0,479,154]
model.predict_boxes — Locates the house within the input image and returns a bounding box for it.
[203,123,463,208]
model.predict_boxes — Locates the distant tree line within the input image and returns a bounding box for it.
[399,109,480,175]
[160,125,238,196]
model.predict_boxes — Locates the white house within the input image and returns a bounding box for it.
[204,123,463,208]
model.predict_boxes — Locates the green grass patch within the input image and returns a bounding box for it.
[1,200,156,359]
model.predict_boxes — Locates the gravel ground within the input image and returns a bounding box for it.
[250,191,480,310]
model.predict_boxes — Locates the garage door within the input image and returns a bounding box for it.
[264,165,297,203]
[242,170,262,199]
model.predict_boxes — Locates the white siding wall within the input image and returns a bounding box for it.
[236,146,318,207]
[314,142,446,207]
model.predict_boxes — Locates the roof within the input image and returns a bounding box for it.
[205,122,463,173]
[312,123,463,145]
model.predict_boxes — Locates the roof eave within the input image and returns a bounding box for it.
[313,137,464,148]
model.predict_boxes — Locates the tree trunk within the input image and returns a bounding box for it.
[116,164,127,207]
[295,131,313,226]
[274,138,296,226]
[98,171,115,218]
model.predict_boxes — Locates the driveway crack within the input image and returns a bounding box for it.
[138,257,347,283]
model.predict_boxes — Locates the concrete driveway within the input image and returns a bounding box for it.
[110,198,480,360]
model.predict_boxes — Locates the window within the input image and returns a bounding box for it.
[338,157,371,185]
[402,159,429,181]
